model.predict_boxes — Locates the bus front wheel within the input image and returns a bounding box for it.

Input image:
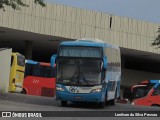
[21,89,26,94]
[151,104,160,107]
[61,101,67,106]
[98,102,105,108]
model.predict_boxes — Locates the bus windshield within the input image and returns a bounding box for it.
[25,64,55,78]
[17,54,25,67]
[57,59,102,86]
[132,83,155,99]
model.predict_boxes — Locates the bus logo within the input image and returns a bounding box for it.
[69,86,78,92]
[33,79,39,83]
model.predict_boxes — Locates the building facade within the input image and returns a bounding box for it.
[0,0,160,89]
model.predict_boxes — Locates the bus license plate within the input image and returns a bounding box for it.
[74,96,81,100]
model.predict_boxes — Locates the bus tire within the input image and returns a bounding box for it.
[109,99,115,105]
[151,104,160,107]
[61,101,67,106]
[98,102,105,108]
[105,92,109,105]
[21,89,26,94]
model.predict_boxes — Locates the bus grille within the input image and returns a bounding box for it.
[41,87,55,97]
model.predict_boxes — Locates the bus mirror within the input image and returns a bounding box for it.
[103,57,107,70]
[50,54,57,68]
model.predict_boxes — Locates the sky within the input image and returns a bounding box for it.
[46,0,160,24]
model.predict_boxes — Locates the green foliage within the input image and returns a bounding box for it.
[34,0,45,7]
[152,27,160,48]
[0,0,45,11]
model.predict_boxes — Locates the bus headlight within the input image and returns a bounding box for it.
[56,86,65,91]
[131,101,134,105]
[90,88,101,93]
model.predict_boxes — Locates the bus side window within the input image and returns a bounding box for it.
[44,67,52,78]
[25,64,32,77]
[11,56,14,66]
[32,65,41,77]
[152,85,160,96]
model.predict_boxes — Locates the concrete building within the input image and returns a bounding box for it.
[0,0,160,88]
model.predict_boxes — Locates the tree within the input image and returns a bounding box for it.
[0,0,45,11]
[152,27,160,48]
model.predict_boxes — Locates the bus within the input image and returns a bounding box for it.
[131,80,160,107]
[51,38,121,108]
[9,52,25,92]
[22,60,56,97]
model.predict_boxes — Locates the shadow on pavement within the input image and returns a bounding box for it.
[0,92,58,107]
[0,92,115,109]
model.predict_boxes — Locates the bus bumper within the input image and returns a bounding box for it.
[56,91,104,103]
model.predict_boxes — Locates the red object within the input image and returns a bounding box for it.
[39,62,50,66]
[23,62,56,97]
[132,89,160,106]
[131,80,160,107]
[23,76,56,97]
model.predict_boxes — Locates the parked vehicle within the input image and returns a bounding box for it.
[131,80,160,107]
[51,38,121,108]
[9,52,25,92]
[22,60,56,97]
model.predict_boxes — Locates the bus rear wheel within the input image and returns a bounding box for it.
[98,102,105,108]
[61,101,67,106]
[21,89,26,94]
[109,99,115,105]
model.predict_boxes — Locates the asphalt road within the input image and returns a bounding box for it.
[0,93,159,120]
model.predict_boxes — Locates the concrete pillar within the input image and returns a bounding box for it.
[25,41,32,59]
[121,56,125,68]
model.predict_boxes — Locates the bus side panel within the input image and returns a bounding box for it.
[39,77,56,97]
[105,47,121,101]
[116,80,121,98]
[23,76,56,97]
[9,54,16,92]
[9,53,25,92]
[105,71,118,100]
[14,70,24,92]
[23,76,39,96]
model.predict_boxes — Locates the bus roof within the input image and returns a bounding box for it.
[25,60,51,67]
[140,80,160,84]
[60,39,119,49]
[25,60,39,64]
[39,62,50,66]
[149,80,160,84]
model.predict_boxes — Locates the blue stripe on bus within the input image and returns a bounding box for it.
[150,80,160,84]
[26,60,39,65]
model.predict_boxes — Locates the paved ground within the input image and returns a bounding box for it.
[0,93,159,120]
